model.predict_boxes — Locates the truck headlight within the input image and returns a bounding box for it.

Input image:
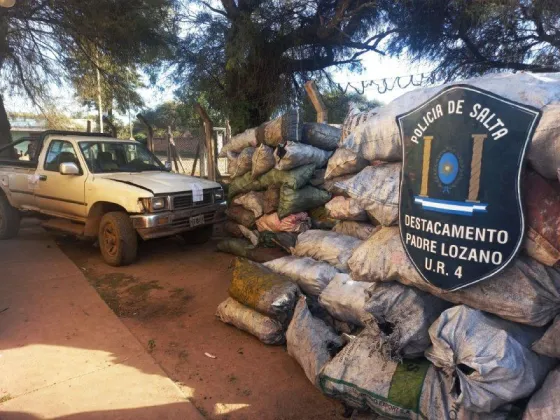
[141,197,168,212]
[214,188,224,201]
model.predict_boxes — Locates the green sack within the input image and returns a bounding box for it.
[259,164,315,190]
[278,185,332,219]
[228,171,265,199]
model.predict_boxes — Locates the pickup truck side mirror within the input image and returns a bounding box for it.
[59,162,80,175]
[164,161,172,171]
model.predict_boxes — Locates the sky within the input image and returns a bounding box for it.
[4,50,436,123]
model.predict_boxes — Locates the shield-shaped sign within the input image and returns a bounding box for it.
[397,85,541,290]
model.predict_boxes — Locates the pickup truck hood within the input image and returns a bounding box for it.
[96,172,221,195]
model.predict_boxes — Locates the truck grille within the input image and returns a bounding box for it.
[171,211,216,228]
[172,189,215,210]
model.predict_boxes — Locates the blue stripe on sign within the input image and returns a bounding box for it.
[414,196,488,216]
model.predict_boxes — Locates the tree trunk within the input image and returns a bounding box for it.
[0,12,11,153]
[95,49,103,133]
[0,94,12,152]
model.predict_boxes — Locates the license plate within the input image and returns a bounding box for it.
[189,214,205,227]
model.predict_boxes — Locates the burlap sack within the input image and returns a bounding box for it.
[216,297,285,345]
[219,127,258,157]
[340,72,560,179]
[523,366,560,420]
[325,196,368,221]
[426,305,555,413]
[332,221,379,240]
[265,256,339,297]
[301,123,341,151]
[251,144,275,179]
[229,258,299,323]
[294,230,362,272]
[334,163,401,226]
[532,315,560,358]
[274,142,332,171]
[287,296,344,387]
[324,148,369,180]
[348,226,560,327]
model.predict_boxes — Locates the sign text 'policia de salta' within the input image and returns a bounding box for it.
[397,85,541,291]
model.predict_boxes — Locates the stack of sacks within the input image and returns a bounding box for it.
[315,105,381,240]
[220,111,341,260]
[216,258,299,344]
[218,74,560,418]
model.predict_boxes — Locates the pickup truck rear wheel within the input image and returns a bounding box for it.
[0,195,21,240]
[181,225,213,245]
[98,212,137,266]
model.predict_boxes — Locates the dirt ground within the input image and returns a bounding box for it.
[57,234,346,420]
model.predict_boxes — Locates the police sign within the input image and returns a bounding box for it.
[397,85,541,290]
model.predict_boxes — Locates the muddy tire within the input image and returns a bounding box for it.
[181,225,213,245]
[0,194,21,240]
[98,212,137,266]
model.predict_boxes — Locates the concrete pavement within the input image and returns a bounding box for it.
[0,221,204,419]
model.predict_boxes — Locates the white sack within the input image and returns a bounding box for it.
[275,141,333,171]
[264,256,339,297]
[324,147,369,180]
[232,191,265,218]
[216,297,284,345]
[348,226,560,327]
[325,196,368,221]
[426,305,555,413]
[318,273,371,326]
[251,144,275,179]
[231,146,254,178]
[334,163,401,226]
[219,128,258,156]
[287,296,344,387]
[340,72,560,179]
[294,230,362,272]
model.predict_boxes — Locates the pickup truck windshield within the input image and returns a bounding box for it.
[79,142,165,173]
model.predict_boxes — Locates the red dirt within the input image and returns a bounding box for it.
[57,235,345,420]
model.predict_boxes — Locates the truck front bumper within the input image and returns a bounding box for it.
[131,201,227,240]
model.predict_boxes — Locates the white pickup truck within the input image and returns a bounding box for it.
[0,131,226,266]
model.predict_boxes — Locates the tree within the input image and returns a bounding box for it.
[174,0,398,133]
[69,46,145,131]
[385,0,560,80]
[0,0,177,147]
[300,89,381,124]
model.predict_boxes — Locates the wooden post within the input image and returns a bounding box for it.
[304,80,328,123]
[86,120,92,133]
[136,113,154,152]
[194,103,216,181]
[191,138,202,177]
[103,116,117,138]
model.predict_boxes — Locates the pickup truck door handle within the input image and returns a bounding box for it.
[39,175,47,181]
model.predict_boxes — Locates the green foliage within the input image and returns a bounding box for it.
[174,1,394,133]
[385,0,560,80]
[136,99,225,136]
[0,0,178,144]
[300,90,381,124]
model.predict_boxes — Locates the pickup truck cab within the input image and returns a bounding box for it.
[0,131,226,266]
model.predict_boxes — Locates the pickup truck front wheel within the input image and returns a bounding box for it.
[98,212,138,266]
[0,195,21,240]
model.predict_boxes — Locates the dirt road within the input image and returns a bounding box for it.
[57,235,344,420]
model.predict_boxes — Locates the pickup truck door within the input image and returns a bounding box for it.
[34,139,87,219]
